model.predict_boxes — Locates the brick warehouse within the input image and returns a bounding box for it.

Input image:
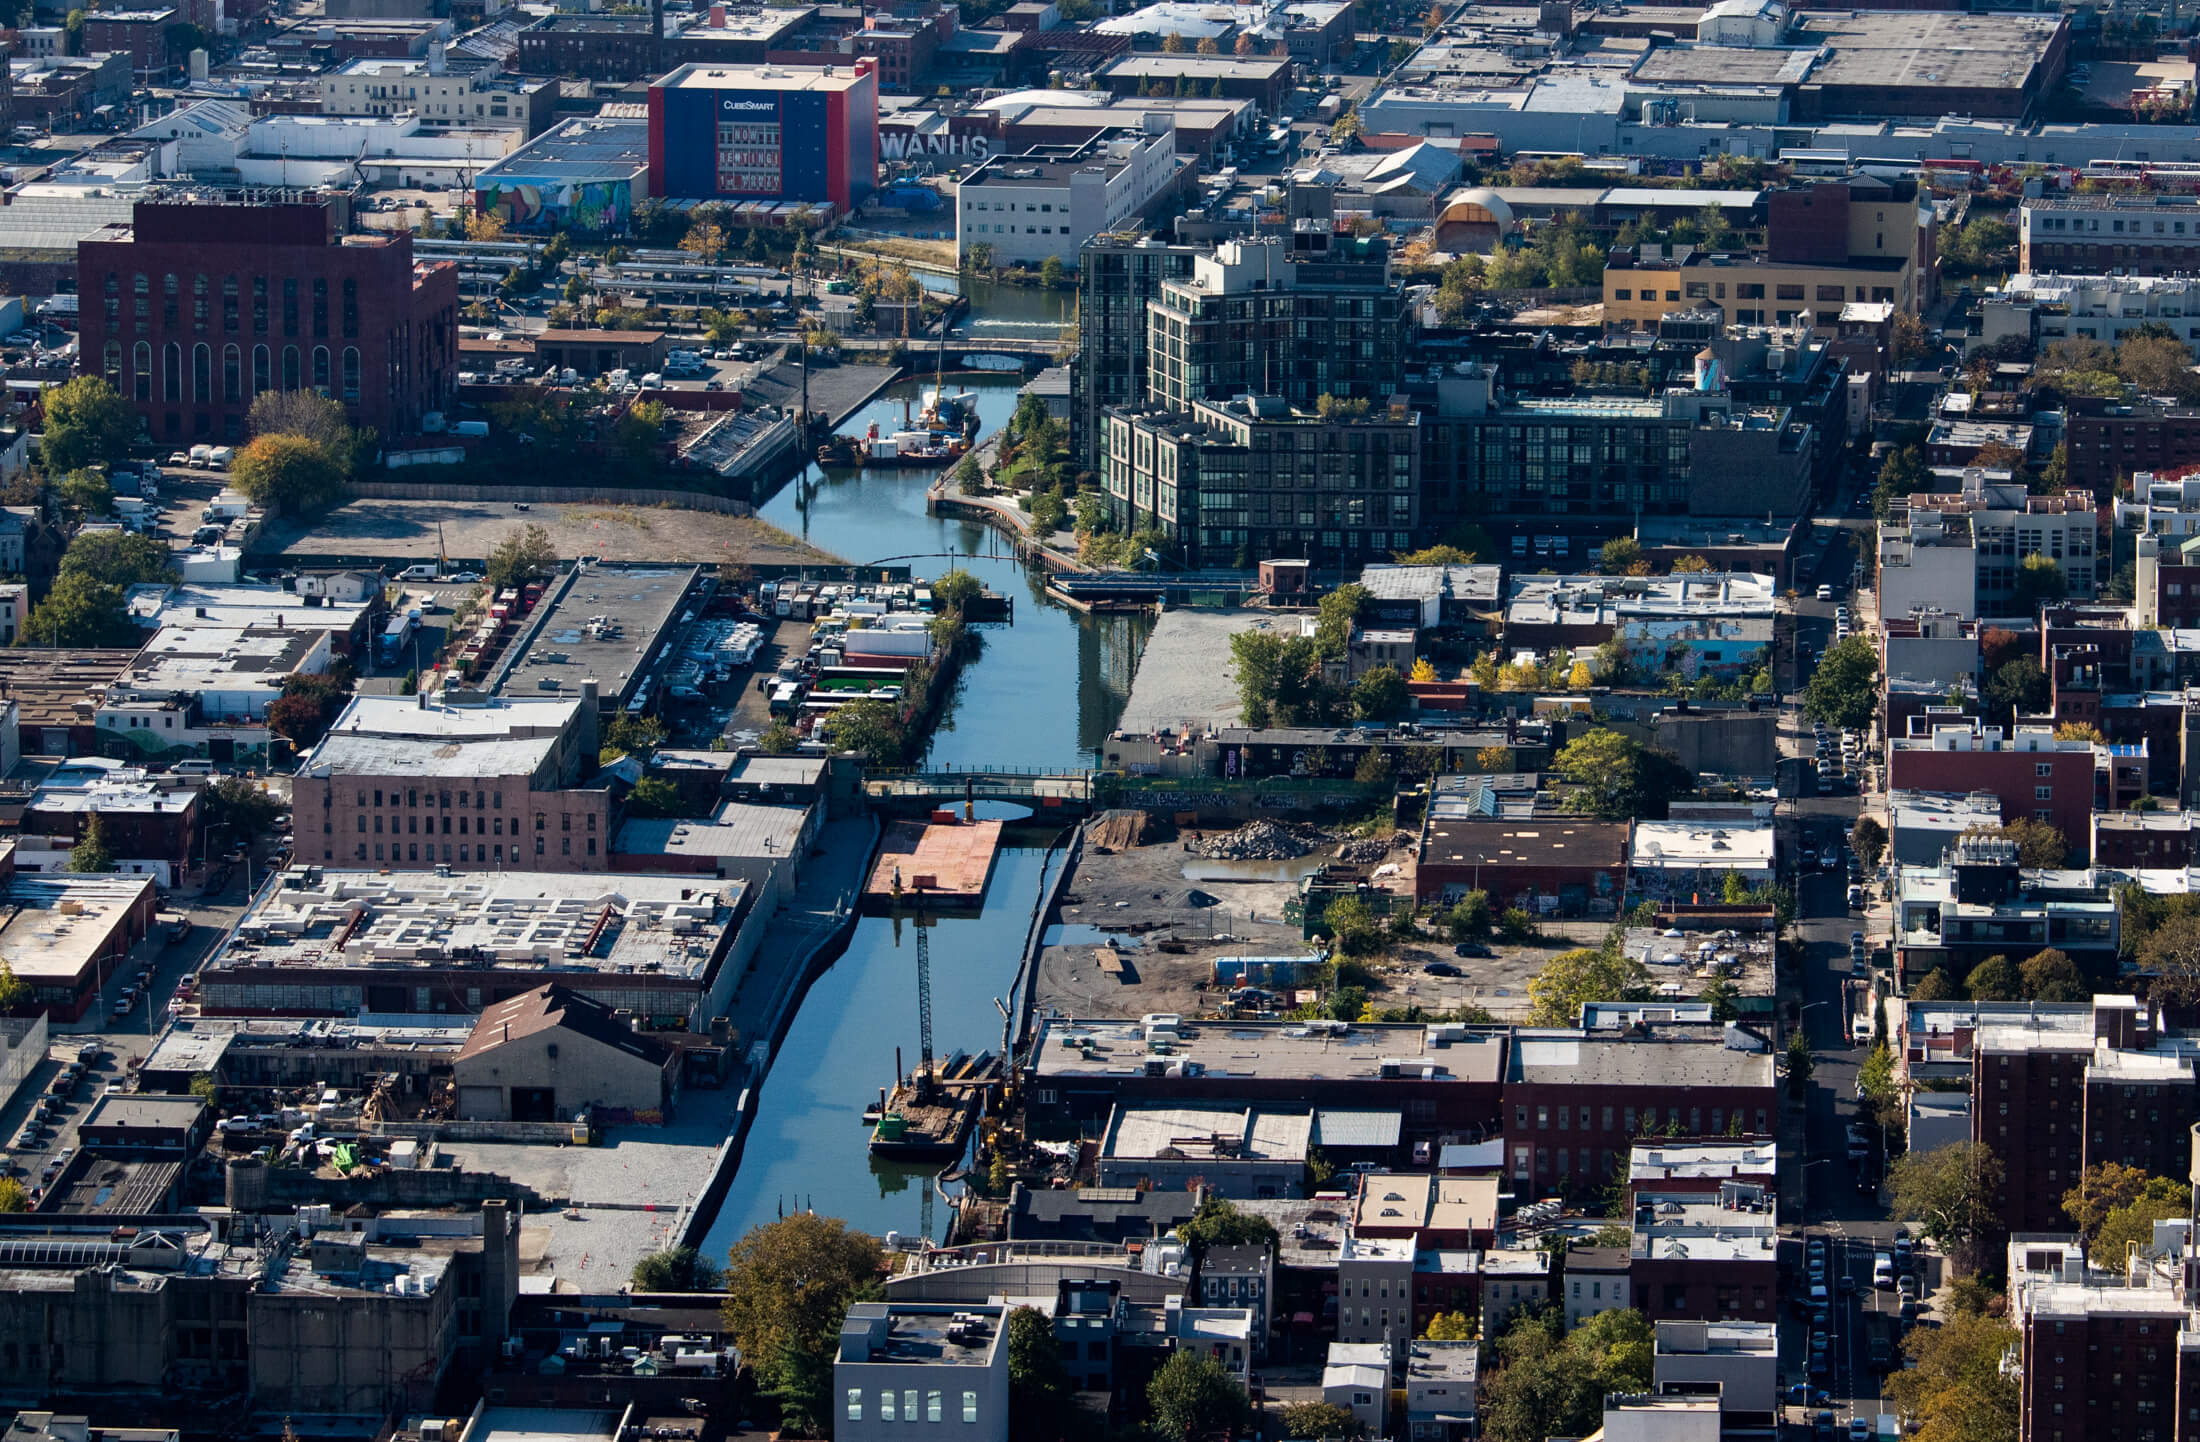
[77,196,459,445]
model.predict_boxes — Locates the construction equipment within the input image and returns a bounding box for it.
[914,920,935,1102]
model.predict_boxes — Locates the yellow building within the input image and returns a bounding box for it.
[1603,249,1920,331]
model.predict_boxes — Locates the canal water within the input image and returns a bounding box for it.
[701,372,1151,1254]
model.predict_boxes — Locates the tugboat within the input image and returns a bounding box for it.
[865,423,966,466]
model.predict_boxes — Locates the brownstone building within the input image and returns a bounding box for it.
[77,197,458,444]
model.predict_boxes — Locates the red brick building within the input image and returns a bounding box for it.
[2064,396,2200,494]
[2091,810,2200,869]
[1886,719,2098,862]
[1415,819,1630,913]
[77,197,458,445]
[1501,1034,1779,1200]
[81,8,178,83]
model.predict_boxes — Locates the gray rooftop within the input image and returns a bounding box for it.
[495,564,700,707]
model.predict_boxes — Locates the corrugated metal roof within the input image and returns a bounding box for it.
[1313,1108,1401,1148]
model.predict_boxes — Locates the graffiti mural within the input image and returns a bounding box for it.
[476,177,632,235]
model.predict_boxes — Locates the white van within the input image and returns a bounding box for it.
[171,759,216,777]
[1873,1253,1895,1289]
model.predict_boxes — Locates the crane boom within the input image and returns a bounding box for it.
[916,921,935,1076]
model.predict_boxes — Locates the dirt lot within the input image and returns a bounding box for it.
[1033,815,1608,1022]
[253,496,840,567]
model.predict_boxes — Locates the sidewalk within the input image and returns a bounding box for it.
[726,813,879,1069]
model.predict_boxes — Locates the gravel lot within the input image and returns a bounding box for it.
[254,496,839,567]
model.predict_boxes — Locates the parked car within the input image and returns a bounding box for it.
[1816,584,1834,601]
[1422,961,1462,977]
[1451,941,1492,958]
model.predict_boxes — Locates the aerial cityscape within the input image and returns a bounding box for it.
[2,0,2198,1439]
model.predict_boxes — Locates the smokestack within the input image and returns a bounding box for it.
[482,1200,516,1351]
[710,4,725,25]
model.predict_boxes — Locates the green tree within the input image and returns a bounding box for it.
[0,960,30,1011]
[61,529,176,588]
[1857,1040,1901,1131]
[2020,947,2086,1002]
[1910,967,1961,1001]
[1423,1310,1476,1340]
[1177,1194,1279,1254]
[0,1177,24,1212]
[1146,1350,1253,1442]
[1883,1310,2018,1442]
[1785,1028,1813,1097]
[632,1245,722,1291]
[205,775,281,838]
[1351,664,1407,722]
[1526,946,1649,1026]
[931,568,983,616]
[1480,1306,1652,1442]
[249,389,371,478]
[1281,1402,1365,1439]
[1038,255,1065,290]
[821,698,906,766]
[1697,976,1740,1021]
[231,433,346,512]
[1314,583,1371,661]
[1551,728,1686,819]
[600,714,669,765]
[1443,891,1491,939]
[57,467,111,520]
[2096,1177,2189,1259]
[40,375,137,471]
[759,1337,833,1437]
[720,1213,884,1392]
[23,572,135,648]
[1803,636,1880,730]
[2012,553,2069,612]
[1005,1305,1071,1441]
[2062,1161,2161,1242]
[1598,536,1645,574]
[625,776,681,818]
[1320,894,1384,956]
[1983,656,2050,721]
[758,722,799,756]
[1852,814,1888,868]
[485,523,557,591]
[1965,954,2020,1001]
[68,813,114,873]
[1888,1142,2005,1267]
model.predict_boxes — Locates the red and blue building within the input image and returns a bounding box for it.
[646,60,878,213]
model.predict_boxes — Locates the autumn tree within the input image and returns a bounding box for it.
[720,1213,884,1393]
[39,375,138,471]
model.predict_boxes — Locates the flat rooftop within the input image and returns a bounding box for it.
[478,117,648,184]
[79,1093,206,1132]
[1508,1033,1776,1089]
[618,800,812,861]
[1105,1104,1311,1163]
[120,625,322,696]
[206,869,744,981]
[1793,9,2063,94]
[141,1014,474,1075]
[495,564,699,708]
[27,773,196,817]
[1118,608,1294,734]
[1628,1139,1778,1183]
[1350,1172,1498,1235]
[0,872,156,984]
[654,62,875,92]
[1420,820,1629,871]
[1032,1017,1507,1085]
[467,1409,619,1442]
[123,582,374,633]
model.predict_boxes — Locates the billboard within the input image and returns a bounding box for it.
[648,70,876,210]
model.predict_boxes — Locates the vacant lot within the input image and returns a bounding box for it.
[254,496,840,567]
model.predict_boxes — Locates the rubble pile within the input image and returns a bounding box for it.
[1334,831,1413,864]
[1191,819,1325,860]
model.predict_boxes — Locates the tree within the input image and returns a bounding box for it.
[2055,721,2106,743]
[931,568,983,616]
[2012,553,2068,611]
[0,961,27,1012]
[231,433,346,513]
[57,467,111,520]
[1146,1350,1253,1442]
[69,813,114,874]
[822,698,906,766]
[485,523,557,591]
[720,1213,884,1392]
[1598,536,1644,575]
[1697,977,1740,1021]
[1351,665,1407,722]
[1280,1402,1365,1439]
[1177,1194,1279,1254]
[1851,815,1888,868]
[1889,1142,2005,1266]
[24,572,135,649]
[758,722,799,756]
[1785,1028,1813,1096]
[2096,1176,2188,1259]
[1803,636,1880,730]
[2062,1161,2158,1242]
[2116,331,2200,401]
[1527,946,1649,1027]
[1964,955,2021,1001]
[1161,28,1186,50]
[1966,818,2068,869]
[1314,583,1371,661]
[632,1245,722,1291]
[1038,255,1065,291]
[249,390,370,477]
[2021,947,2087,1002]
[0,1177,23,1212]
[625,776,681,818]
[1551,729,1686,820]
[1443,891,1492,940]
[1233,30,1254,54]
[1982,656,2049,722]
[600,714,668,765]
[206,775,281,839]
[1884,1310,2019,1442]
[680,219,726,264]
[1911,967,1961,1001]
[1005,1306,1071,1441]
[61,529,175,589]
[1480,1307,1652,1442]
[760,1337,832,1438]
[2137,912,2200,1006]
[1423,1310,1475,1341]
[40,376,137,471]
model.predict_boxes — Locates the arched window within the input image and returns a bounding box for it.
[223,345,241,403]
[253,345,271,395]
[342,347,361,404]
[102,341,121,387]
[133,342,151,403]
[312,346,330,394]
[192,344,211,403]
[162,342,181,403]
[282,346,301,391]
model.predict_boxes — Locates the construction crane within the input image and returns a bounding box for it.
[913,920,936,1102]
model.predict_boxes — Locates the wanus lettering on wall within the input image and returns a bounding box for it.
[879,131,991,162]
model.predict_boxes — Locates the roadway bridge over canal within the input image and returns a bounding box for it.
[862,767,1097,813]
